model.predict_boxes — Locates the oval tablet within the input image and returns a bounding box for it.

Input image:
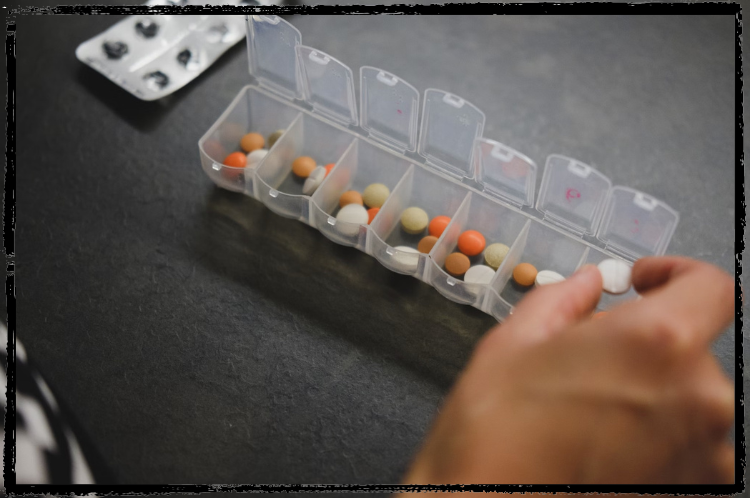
[336,204,368,236]
[513,263,537,287]
[484,243,510,270]
[428,216,451,238]
[292,156,316,178]
[367,207,380,224]
[458,230,486,256]
[535,270,565,287]
[240,132,264,153]
[267,129,285,149]
[401,207,429,234]
[417,235,438,254]
[597,259,632,294]
[362,183,390,208]
[445,252,471,278]
[246,148,268,168]
[339,190,364,208]
[464,265,496,285]
[302,166,326,195]
[394,245,419,253]
[223,151,247,168]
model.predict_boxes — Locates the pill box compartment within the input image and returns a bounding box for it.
[254,112,356,221]
[198,86,301,193]
[428,191,529,307]
[310,138,412,248]
[367,165,470,277]
[489,219,589,310]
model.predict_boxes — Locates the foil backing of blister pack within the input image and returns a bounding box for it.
[75,4,247,101]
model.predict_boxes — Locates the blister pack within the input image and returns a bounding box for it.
[75,2,250,101]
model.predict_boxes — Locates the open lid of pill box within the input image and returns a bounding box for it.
[244,15,679,260]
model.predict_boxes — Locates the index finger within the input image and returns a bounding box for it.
[608,256,735,346]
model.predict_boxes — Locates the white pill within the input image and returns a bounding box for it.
[394,245,419,253]
[535,270,565,287]
[246,148,268,168]
[335,204,368,237]
[597,258,632,295]
[392,245,420,270]
[464,265,496,285]
[302,166,326,195]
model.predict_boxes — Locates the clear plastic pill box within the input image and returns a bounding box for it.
[198,15,680,322]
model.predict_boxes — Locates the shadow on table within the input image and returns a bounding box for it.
[190,186,495,391]
[73,39,246,133]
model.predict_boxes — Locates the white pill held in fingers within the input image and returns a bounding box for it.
[464,265,496,285]
[302,166,326,195]
[597,259,632,294]
[535,270,565,287]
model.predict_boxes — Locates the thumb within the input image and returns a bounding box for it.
[486,264,603,349]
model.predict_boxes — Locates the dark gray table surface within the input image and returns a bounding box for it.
[9,12,741,487]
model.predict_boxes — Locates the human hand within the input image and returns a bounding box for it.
[401,257,735,489]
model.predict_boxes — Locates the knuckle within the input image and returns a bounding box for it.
[641,311,694,356]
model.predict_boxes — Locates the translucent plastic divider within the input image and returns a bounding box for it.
[199,86,302,194]
[485,219,530,316]
[488,219,588,309]
[368,165,469,277]
[486,288,514,323]
[428,192,529,307]
[254,112,356,221]
[579,247,638,312]
[310,139,413,248]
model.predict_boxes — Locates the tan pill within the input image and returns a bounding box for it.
[445,252,471,278]
[362,183,390,208]
[417,235,438,254]
[292,156,316,178]
[339,190,364,208]
[513,263,537,287]
[400,207,429,234]
[484,243,510,270]
[240,132,264,153]
[267,129,285,149]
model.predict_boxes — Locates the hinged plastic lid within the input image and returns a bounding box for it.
[359,67,419,153]
[296,45,358,127]
[596,186,679,260]
[473,138,536,207]
[246,15,302,101]
[536,155,612,236]
[418,89,485,179]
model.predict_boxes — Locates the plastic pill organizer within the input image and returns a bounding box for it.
[199,15,680,322]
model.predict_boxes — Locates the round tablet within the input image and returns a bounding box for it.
[267,129,285,149]
[392,245,420,269]
[458,230,486,257]
[484,243,510,270]
[445,252,471,278]
[464,265,496,285]
[367,207,380,224]
[223,151,247,168]
[535,270,566,287]
[302,166,326,195]
[394,245,419,253]
[400,207,429,234]
[246,148,268,168]
[339,190,364,208]
[598,259,632,294]
[417,235,438,254]
[513,263,537,287]
[362,183,390,208]
[292,156,316,178]
[336,204,368,225]
[428,216,451,238]
[240,132,264,153]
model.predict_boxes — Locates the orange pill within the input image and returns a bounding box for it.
[292,156,316,178]
[324,163,335,177]
[223,151,247,168]
[418,235,438,254]
[240,132,264,153]
[429,216,451,238]
[339,190,364,208]
[458,230,486,256]
[592,311,608,320]
[445,252,471,278]
[367,207,380,224]
[513,263,538,287]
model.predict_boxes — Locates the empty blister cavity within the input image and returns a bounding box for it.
[102,40,128,60]
[177,48,202,70]
[135,19,160,39]
[206,23,232,43]
[489,219,588,310]
[368,165,469,277]
[429,192,528,306]
[254,112,356,221]
[198,86,302,193]
[143,71,169,91]
[311,139,412,248]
